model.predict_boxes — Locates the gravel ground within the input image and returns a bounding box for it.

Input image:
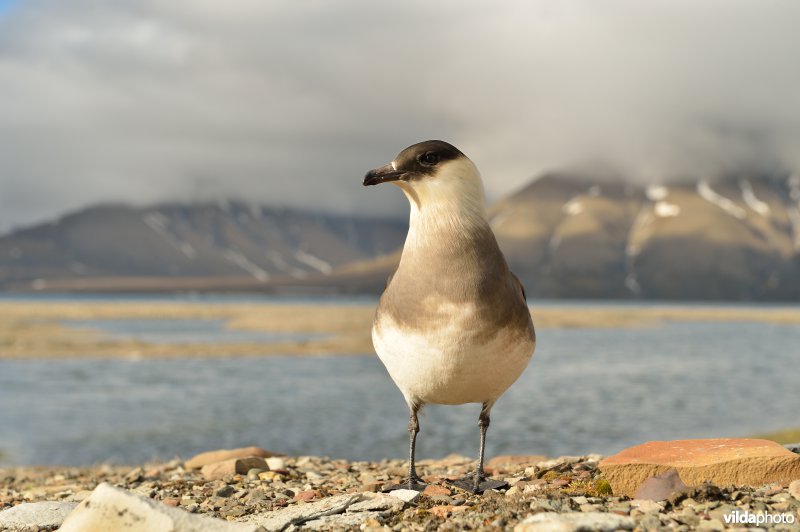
[2,454,799,531]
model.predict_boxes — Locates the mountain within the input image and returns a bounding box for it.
[327,173,800,301]
[488,173,800,300]
[0,201,406,292]
[2,174,799,300]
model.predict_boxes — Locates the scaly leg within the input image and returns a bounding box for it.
[447,402,508,494]
[384,403,426,492]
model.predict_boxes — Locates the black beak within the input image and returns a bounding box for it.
[363,163,406,186]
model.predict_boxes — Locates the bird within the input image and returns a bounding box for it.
[363,140,536,494]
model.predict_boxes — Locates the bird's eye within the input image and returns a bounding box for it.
[418,152,439,166]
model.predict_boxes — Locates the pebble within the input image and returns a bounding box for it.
[265,457,286,470]
[214,485,235,497]
[789,479,800,502]
[2,451,798,531]
[0,501,78,530]
[515,511,635,531]
[388,489,420,503]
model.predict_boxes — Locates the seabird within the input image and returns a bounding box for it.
[363,140,536,493]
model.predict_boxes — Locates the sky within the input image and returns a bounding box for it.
[1,1,799,230]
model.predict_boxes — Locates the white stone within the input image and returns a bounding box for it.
[265,457,286,470]
[346,493,405,514]
[59,483,253,532]
[514,511,635,531]
[387,489,420,503]
[239,494,360,530]
[0,501,78,531]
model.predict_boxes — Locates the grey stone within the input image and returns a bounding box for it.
[630,499,663,513]
[238,494,360,531]
[216,485,236,497]
[0,501,78,531]
[514,511,635,531]
[59,483,254,532]
[303,510,383,530]
[634,468,689,501]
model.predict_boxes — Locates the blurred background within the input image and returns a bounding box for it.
[0,0,798,467]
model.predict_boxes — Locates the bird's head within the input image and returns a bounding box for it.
[363,140,486,218]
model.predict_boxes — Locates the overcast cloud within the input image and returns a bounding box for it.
[1,0,799,230]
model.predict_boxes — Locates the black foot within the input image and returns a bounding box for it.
[446,474,508,494]
[382,477,427,492]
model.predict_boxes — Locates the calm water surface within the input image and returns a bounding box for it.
[1,299,798,466]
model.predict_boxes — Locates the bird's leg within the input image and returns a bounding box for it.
[447,403,509,494]
[384,404,426,492]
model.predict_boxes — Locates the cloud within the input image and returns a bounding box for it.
[1,0,799,230]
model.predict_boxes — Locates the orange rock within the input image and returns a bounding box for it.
[423,485,452,497]
[485,455,548,474]
[185,446,280,469]
[599,438,800,497]
[429,505,470,518]
[200,457,268,481]
[295,490,319,502]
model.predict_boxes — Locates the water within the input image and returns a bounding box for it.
[64,318,326,344]
[1,305,799,466]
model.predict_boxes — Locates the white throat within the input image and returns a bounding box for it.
[394,158,489,251]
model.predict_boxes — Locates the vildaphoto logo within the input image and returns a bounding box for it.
[723,509,796,526]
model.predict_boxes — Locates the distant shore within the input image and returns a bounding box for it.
[1,300,799,359]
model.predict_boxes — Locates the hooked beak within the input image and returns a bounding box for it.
[363,163,406,186]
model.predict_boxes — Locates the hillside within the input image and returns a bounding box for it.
[0,201,406,292]
[1,174,799,300]
[335,173,800,300]
[490,173,800,300]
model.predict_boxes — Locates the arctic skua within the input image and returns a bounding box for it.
[363,140,536,494]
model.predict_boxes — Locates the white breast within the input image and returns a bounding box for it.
[372,302,535,407]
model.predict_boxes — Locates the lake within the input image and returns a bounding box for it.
[0,297,798,466]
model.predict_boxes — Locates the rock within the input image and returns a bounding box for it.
[630,499,663,513]
[0,501,78,531]
[514,511,635,531]
[634,468,689,501]
[238,493,360,530]
[785,443,800,455]
[428,505,469,518]
[422,485,451,497]
[486,455,548,474]
[599,439,800,497]
[201,457,268,481]
[303,510,384,530]
[265,457,286,470]
[59,483,254,532]
[185,447,278,469]
[789,479,800,502]
[346,493,405,514]
[246,468,264,480]
[697,517,725,530]
[388,489,420,503]
[294,490,320,502]
[215,485,236,498]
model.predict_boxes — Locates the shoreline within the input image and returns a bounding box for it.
[2,447,799,531]
[2,301,799,360]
